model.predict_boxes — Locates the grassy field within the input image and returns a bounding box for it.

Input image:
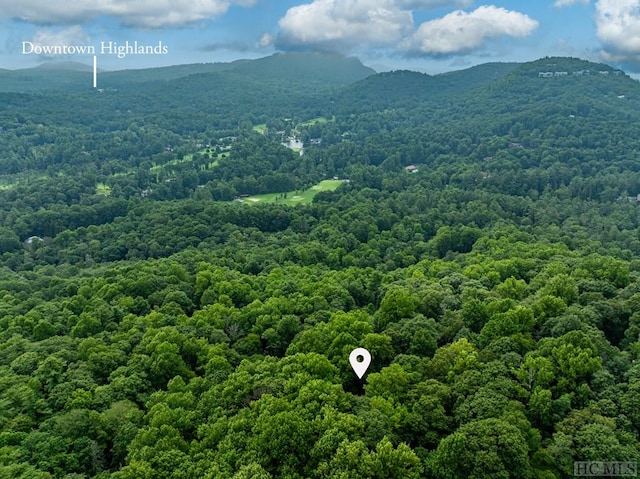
[298,116,333,127]
[0,174,49,191]
[150,147,221,173]
[239,179,345,205]
[96,183,111,196]
[252,123,267,134]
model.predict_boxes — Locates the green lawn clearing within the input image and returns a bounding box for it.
[96,183,111,196]
[150,147,221,173]
[298,116,334,127]
[239,179,345,205]
[252,123,267,134]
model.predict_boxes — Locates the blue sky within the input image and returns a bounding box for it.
[1,0,639,74]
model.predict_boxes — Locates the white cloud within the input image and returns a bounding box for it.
[596,0,640,64]
[259,33,274,48]
[397,0,473,8]
[276,0,414,49]
[406,5,538,55]
[30,26,91,51]
[275,2,537,57]
[553,0,589,7]
[0,0,258,28]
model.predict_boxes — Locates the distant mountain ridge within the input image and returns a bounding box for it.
[228,51,376,86]
[30,61,95,72]
[0,54,635,132]
[508,56,623,77]
[0,52,376,93]
[331,61,519,112]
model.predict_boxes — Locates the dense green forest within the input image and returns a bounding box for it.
[1,53,639,478]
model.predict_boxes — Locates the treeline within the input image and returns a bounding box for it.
[1,218,639,478]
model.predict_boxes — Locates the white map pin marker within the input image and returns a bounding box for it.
[349,347,371,379]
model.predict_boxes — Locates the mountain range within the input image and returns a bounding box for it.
[2,53,636,118]
[0,52,376,93]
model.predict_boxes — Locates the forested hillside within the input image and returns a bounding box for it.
[1,55,639,478]
[0,52,376,93]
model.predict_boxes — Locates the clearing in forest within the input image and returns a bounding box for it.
[239,179,344,205]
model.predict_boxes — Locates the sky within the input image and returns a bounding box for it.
[1,0,640,74]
